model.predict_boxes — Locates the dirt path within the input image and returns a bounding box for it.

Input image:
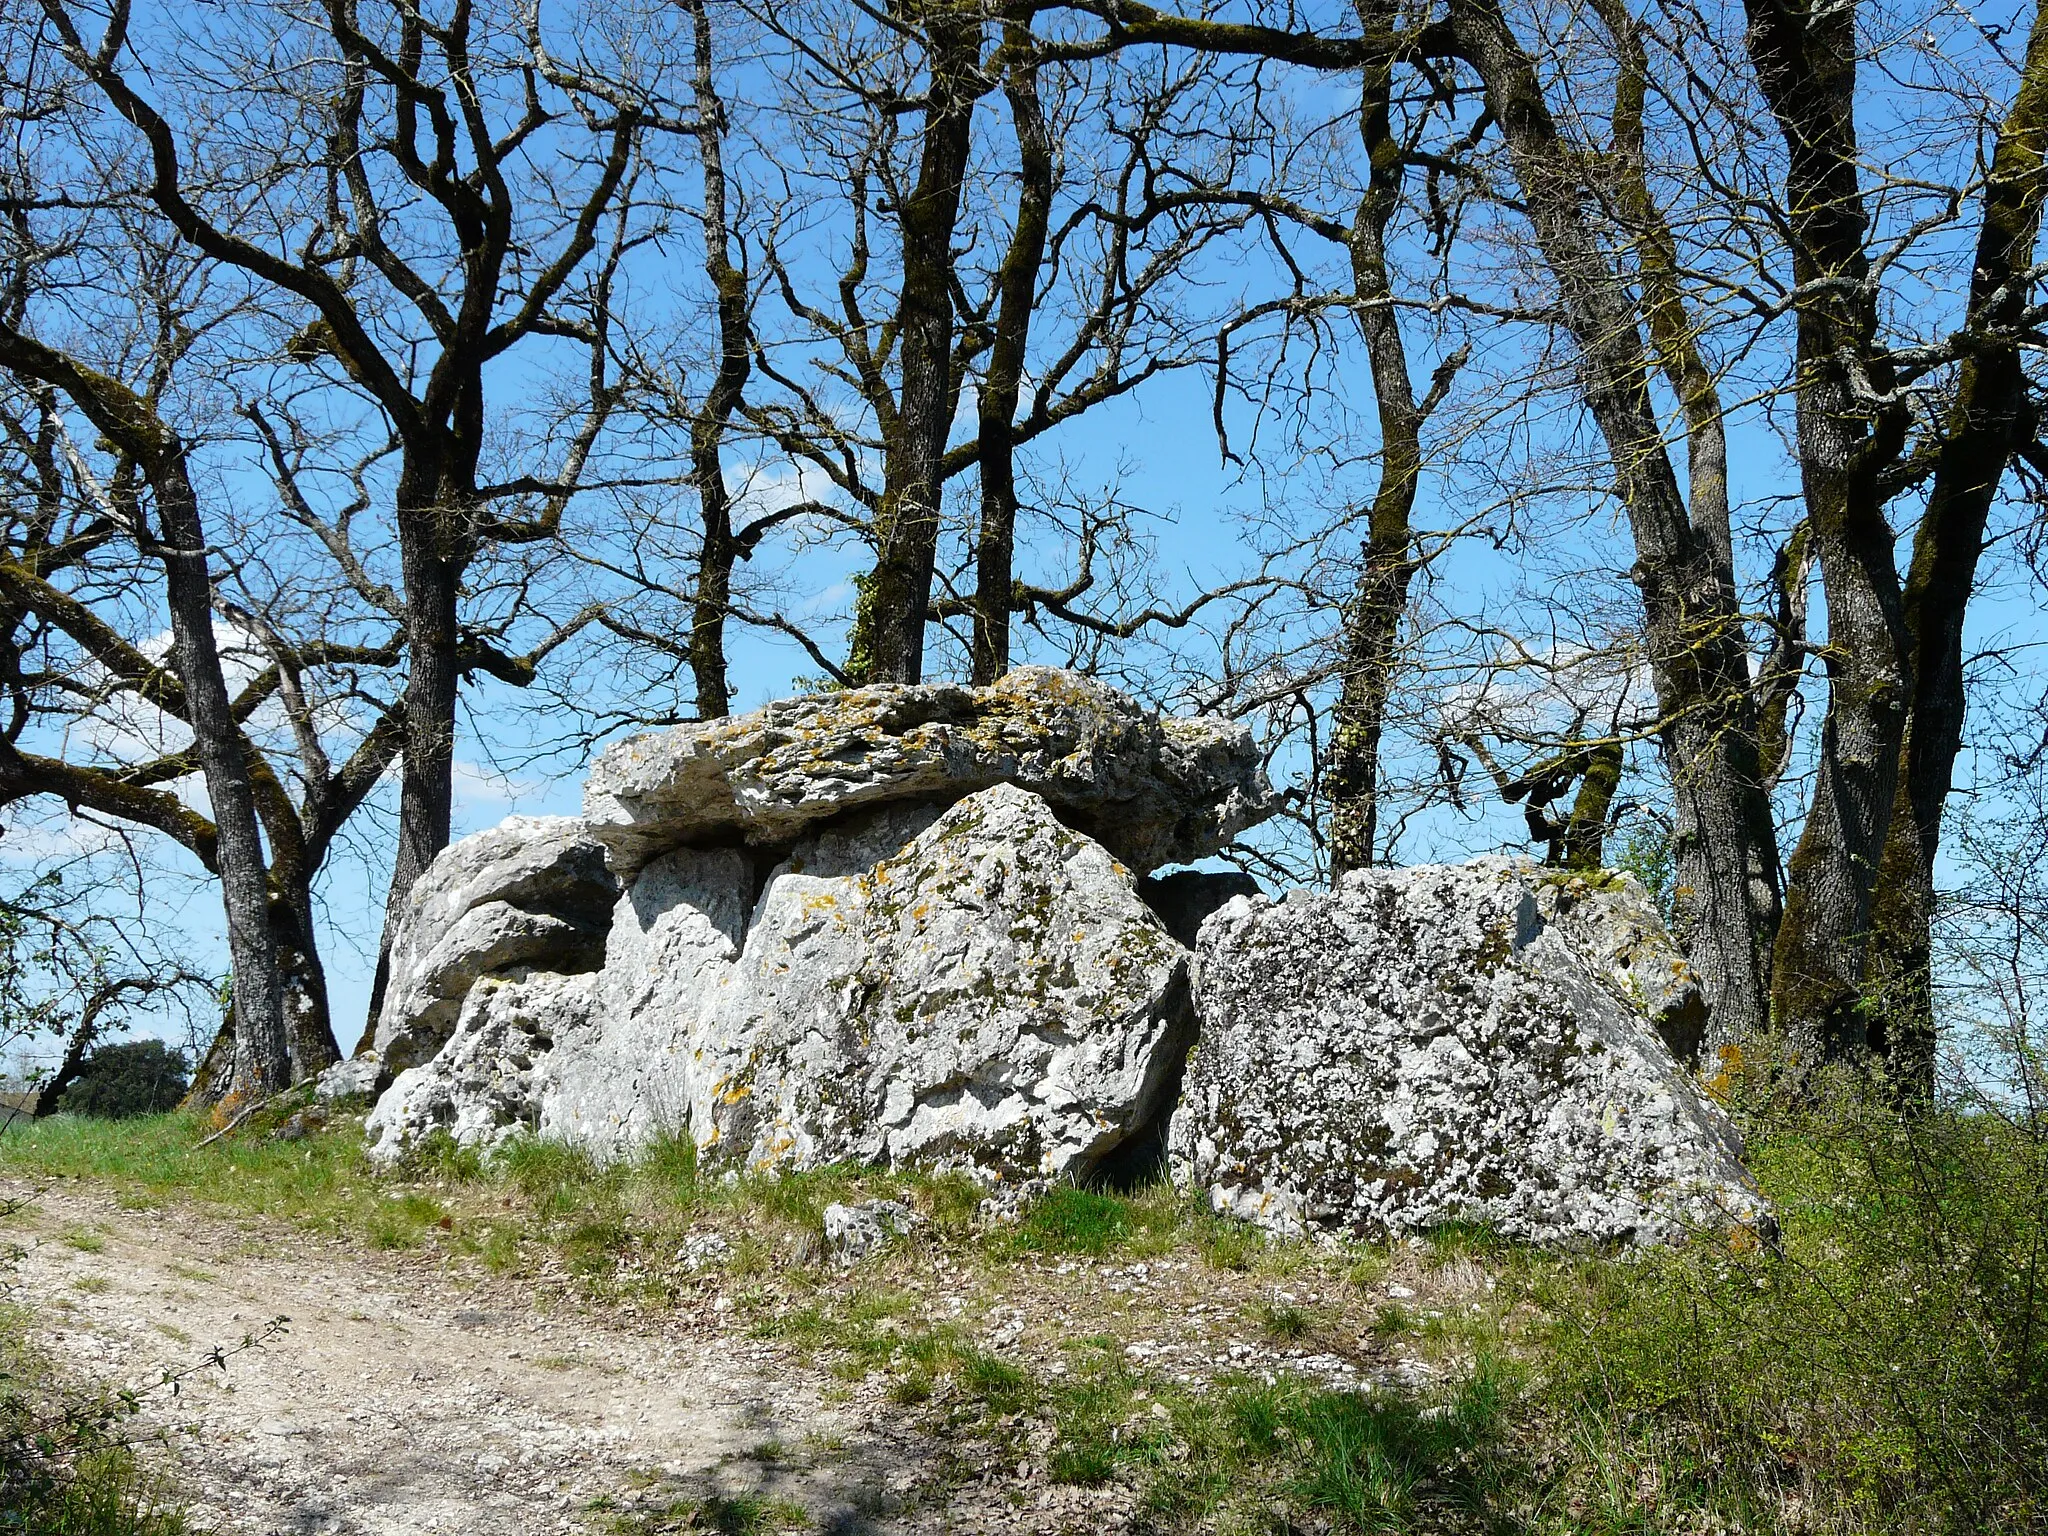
[6,1183,935,1534]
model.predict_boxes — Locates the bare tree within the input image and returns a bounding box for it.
[33,0,641,1030]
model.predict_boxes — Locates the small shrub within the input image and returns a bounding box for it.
[1525,1086,2048,1534]
[50,1043,187,1121]
[0,1447,192,1536]
[0,1297,194,1535]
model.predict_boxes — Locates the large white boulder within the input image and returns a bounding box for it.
[1171,859,1769,1246]
[365,970,597,1158]
[538,785,1194,1182]
[582,667,1277,879]
[371,816,616,1075]
[361,671,1276,1175]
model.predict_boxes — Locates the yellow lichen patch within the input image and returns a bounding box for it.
[1703,1042,1746,1103]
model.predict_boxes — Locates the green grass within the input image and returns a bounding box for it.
[1254,1298,1318,1342]
[999,1181,1184,1258]
[1138,1361,1520,1531]
[1194,1217,1262,1271]
[11,1095,2044,1534]
[0,1111,389,1235]
[0,1449,193,1536]
[1036,1339,1520,1529]
[604,1490,810,1535]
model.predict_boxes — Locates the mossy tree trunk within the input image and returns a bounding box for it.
[0,329,292,1100]
[1450,0,1786,1055]
[683,0,750,721]
[847,5,984,685]
[970,24,1053,687]
[1861,0,2048,1100]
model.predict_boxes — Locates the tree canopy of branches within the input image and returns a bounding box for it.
[1,0,2045,1099]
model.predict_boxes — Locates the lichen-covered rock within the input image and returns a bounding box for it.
[1532,869,1709,1063]
[581,667,1277,879]
[366,970,595,1160]
[372,817,617,1075]
[1171,858,1768,1246]
[823,1199,924,1264]
[312,1054,382,1106]
[539,784,1194,1182]
[533,842,755,1154]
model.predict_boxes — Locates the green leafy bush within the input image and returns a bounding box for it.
[1526,1087,2048,1534]
[50,1044,187,1121]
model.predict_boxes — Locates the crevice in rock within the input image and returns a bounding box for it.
[1084,964,1199,1192]
[1138,868,1260,950]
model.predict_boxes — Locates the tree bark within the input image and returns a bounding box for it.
[685,0,749,720]
[971,25,1053,686]
[1560,739,1624,871]
[1865,0,2048,1097]
[367,464,466,1028]
[155,467,293,1099]
[846,9,983,685]
[1324,0,1435,878]
[0,331,293,1100]
[1741,0,1914,1062]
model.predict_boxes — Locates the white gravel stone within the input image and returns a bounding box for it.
[822,1200,923,1264]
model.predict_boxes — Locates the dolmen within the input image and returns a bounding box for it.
[348,668,1767,1246]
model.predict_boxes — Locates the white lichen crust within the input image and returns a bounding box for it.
[1170,859,1770,1246]
[539,783,1193,1183]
